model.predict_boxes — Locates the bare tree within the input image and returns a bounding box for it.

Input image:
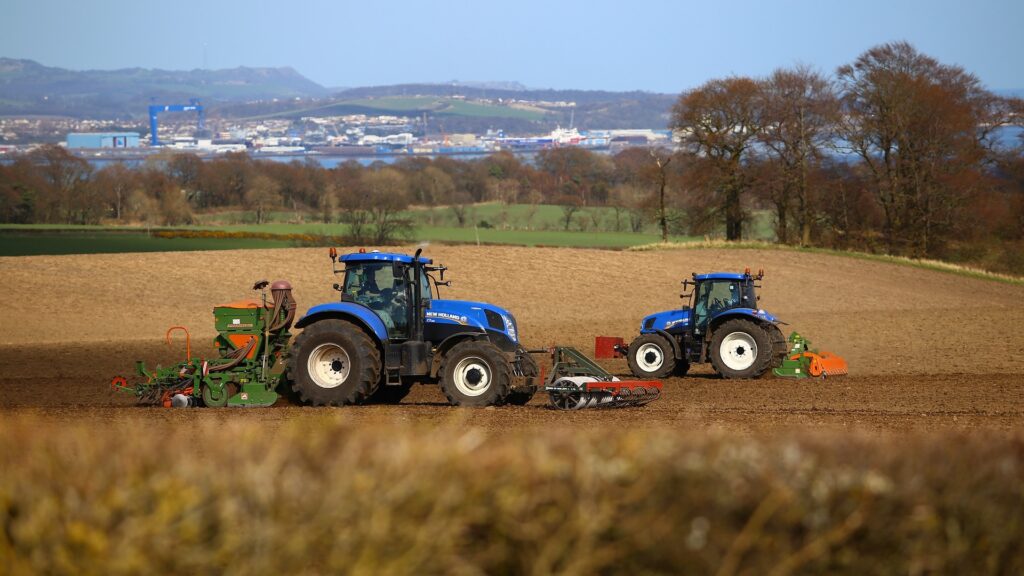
[244,174,281,225]
[650,149,674,242]
[558,195,581,231]
[759,66,839,245]
[358,168,413,244]
[671,77,762,240]
[93,163,135,221]
[836,42,1014,256]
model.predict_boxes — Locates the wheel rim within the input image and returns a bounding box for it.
[202,385,227,407]
[550,380,587,409]
[452,356,491,397]
[635,342,665,372]
[720,331,757,371]
[307,343,352,389]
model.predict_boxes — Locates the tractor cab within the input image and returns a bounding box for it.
[688,272,760,335]
[338,253,432,339]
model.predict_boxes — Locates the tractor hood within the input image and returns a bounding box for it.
[711,308,784,325]
[427,299,519,343]
[640,309,691,334]
[640,307,783,334]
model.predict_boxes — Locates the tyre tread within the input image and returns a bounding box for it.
[287,319,381,406]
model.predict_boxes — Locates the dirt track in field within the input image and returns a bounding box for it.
[1,245,1023,434]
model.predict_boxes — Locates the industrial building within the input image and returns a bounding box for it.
[66,132,140,149]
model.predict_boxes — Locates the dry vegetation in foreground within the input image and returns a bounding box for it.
[1,418,1022,575]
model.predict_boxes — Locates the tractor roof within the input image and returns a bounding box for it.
[694,272,749,281]
[340,251,432,264]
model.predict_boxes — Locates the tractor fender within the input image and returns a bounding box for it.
[707,309,780,337]
[650,328,684,359]
[295,303,388,343]
[431,332,482,377]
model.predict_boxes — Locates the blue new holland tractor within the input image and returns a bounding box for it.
[287,248,539,407]
[621,269,791,380]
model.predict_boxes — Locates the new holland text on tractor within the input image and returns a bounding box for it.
[606,269,847,380]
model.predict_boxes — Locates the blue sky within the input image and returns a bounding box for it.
[3,0,1022,92]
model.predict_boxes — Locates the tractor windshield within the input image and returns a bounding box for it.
[342,262,431,338]
[693,278,759,330]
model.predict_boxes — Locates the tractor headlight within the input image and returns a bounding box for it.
[503,314,518,342]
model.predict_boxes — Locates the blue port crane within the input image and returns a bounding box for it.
[148,99,205,146]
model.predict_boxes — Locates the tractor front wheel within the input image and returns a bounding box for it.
[288,319,381,406]
[439,340,512,407]
[710,319,774,379]
[626,333,677,379]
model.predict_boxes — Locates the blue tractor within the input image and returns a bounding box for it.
[621,269,789,380]
[287,249,539,406]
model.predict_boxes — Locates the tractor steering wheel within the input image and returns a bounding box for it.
[391,289,408,308]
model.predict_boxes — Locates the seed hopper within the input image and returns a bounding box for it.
[112,280,296,407]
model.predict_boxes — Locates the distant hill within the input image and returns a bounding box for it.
[219,85,677,133]
[331,84,677,131]
[0,59,677,130]
[0,58,330,117]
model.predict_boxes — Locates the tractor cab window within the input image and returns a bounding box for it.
[693,279,756,331]
[343,262,411,337]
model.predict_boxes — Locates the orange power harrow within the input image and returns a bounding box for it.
[773,332,849,378]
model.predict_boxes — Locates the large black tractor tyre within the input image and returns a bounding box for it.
[367,382,413,404]
[439,340,512,407]
[709,319,775,379]
[288,319,381,406]
[626,333,679,379]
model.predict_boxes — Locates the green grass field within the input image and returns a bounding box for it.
[0,230,294,256]
[0,204,774,256]
[193,204,776,237]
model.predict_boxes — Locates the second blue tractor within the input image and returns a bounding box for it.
[618,269,790,379]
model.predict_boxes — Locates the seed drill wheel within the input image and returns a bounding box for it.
[709,318,775,379]
[626,333,678,379]
[439,340,511,407]
[288,319,381,406]
[202,383,230,407]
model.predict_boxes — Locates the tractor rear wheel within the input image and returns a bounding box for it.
[709,319,774,379]
[288,319,380,406]
[626,333,677,379]
[439,340,511,407]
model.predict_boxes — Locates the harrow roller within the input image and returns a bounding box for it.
[536,347,663,410]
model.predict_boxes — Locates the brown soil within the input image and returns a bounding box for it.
[2,245,1022,434]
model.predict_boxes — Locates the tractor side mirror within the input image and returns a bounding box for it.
[393,262,405,279]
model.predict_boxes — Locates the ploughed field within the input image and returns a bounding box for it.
[2,245,1022,434]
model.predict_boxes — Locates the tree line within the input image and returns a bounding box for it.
[1,42,1021,271]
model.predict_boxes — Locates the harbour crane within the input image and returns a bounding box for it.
[148,99,205,146]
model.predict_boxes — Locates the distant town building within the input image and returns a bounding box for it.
[66,132,140,148]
